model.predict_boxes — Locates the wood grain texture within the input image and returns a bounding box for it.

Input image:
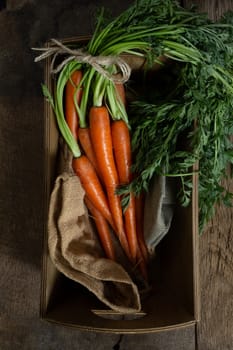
[182,1,233,349]
[1,1,233,349]
[183,0,233,20]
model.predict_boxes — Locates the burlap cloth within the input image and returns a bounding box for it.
[48,142,175,313]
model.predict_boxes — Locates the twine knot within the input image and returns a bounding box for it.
[33,38,131,83]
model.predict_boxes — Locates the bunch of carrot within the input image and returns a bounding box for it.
[39,0,210,282]
[63,66,149,280]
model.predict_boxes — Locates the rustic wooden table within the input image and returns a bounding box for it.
[0,1,232,349]
[183,1,233,349]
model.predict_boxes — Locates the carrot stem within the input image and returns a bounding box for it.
[72,68,95,128]
[53,60,82,157]
[65,70,83,140]
[106,80,129,125]
[93,72,109,107]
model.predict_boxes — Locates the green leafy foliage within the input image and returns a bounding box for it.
[124,15,233,231]
[86,1,233,231]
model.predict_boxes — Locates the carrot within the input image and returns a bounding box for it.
[110,83,139,262]
[135,193,149,263]
[111,119,132,184]
[65,70,83,139]
[112,82,148,269]
[72,155,115,229]
[136,245,148,281]
[124,194,138,262]
[84,195,115,261]
[111,119,138,261]
[89,106,131,260]
[78,127,102,179]
[75,70,103,177]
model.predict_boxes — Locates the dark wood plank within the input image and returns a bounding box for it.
[182,1,233,349]
[3,1,233,349]
[183,0,233,20]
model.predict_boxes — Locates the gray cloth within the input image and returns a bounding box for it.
[144,175,175,256]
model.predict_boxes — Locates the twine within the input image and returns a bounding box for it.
[33,38,131,83]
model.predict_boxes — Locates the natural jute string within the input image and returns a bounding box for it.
[33,38,131,83]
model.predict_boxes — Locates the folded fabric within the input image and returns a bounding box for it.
[47,141,175,312]
[144,175,176,256]
[48,150,141,312]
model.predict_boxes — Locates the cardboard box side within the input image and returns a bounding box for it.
[40,45,60,317]
[159,202,193,313]
[44,317,197,335]
[43,278,196,333]
[192,165,200,322]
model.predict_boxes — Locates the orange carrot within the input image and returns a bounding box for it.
[111,119,138,261]
[111,119,132,184]
[72,155,115,229]
[135,193,149,263]
[65,70,82,139]
[111,83,138,262]
[89,106,131,260]
[136,245,148,281]
[124,195,138,262]
[78,127,102,179]
[84,195,115,261]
